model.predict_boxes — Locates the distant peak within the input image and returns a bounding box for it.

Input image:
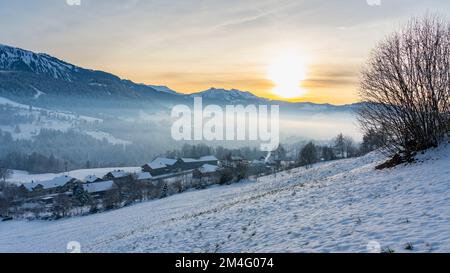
[147,85,179,95]
[190,87,264,102]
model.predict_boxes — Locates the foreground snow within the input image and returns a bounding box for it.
[1,144,449,253]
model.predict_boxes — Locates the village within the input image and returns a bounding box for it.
[1,153,293,220]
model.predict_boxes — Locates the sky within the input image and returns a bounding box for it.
[0,0,448,104]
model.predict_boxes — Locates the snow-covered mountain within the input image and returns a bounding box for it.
[0,44,360,113]
[1,143,449,252]
[190,87,267,103]
[0,44,79,81]
[0,44,184,103]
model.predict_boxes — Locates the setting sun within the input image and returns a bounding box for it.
[268,52,307,99]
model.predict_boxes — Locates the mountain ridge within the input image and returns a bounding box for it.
[0,44,359,109]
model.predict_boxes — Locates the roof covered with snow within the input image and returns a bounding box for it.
[83,181,115,193]
[137,172,152,180]
[85,175,100,183]
[198,164,219,174]
[181,158,198,163]
[181,156,218,163]
[147,161,167,170]
[199,155,218,162]
[22,175,75,191]
[107,170,128,178]
[152,157,177,166]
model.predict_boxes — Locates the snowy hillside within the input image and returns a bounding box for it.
[1,143,449,253]
[0,96,101,123]
[0,44,182,102]
[0,96,127,143]
[0,44,79,81]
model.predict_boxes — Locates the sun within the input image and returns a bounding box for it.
[268,52,307,99]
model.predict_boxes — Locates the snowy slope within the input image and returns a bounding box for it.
[0,44,79,81]
[0,96,110,141]
[0,44,179,101]
[0,143,449,253]
[0,96,101,123]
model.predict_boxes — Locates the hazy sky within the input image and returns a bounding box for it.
[0,0,448,104]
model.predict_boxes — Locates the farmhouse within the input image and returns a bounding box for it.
[142,161,169,176]
[142,156,218,176]
[136,172,153,183]
[103,170,131,183]
[193,164,220,178]
[142,157,177,176]
[84,175,103,183]
[176,156,219,171]
[20,175,79,196]
[222,156,247,168]
[82,180,117,198]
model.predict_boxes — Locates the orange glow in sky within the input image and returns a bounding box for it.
[4,1,447,105]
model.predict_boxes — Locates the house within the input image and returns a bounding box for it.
[178,158,201,170]
[82,180,117,198]
[248,159,271,176]
[84,175,103,183]
[176,155,219,171]
[103,170,131,183]
[136,172,153,183]
[142,155,219,176]
[20,182,37,192]
[193,164,220,178]
[20,175,79,195]
[142,161,169,176]
[142,157,177,176]
[222,156,246,168]
[153,157,178,167]
[199,155,219,166]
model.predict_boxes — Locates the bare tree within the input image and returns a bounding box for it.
[360,128,387,155]
[0,167,13,182]
[0,197,10,217]
[53,194,73,218]
[298,142,318,169]
[103,190,121,210]
[343,136,358,158]
[359,14,449,157]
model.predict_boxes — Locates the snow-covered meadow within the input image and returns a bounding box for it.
[0,143,449,253]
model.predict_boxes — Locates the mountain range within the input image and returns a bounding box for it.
[0,44,359,112]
